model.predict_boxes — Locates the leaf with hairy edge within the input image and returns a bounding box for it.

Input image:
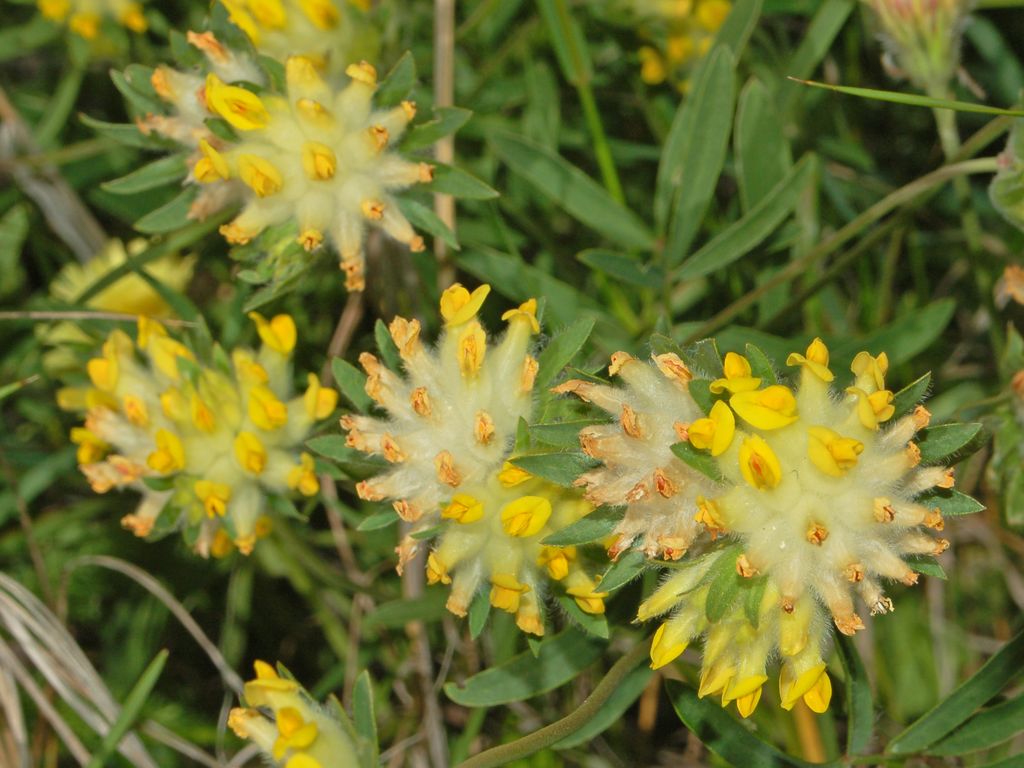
[134,187,198,234]
[907,555,947,580]
[537,317,596,391]
[558,596,609,639]
[529,420,604,449]
[671,441,724,482]
[599,550,647,593]
[916,423,984,464]
[468,590,491,639]
[916,489,985,517]
[397,198,459,249]
[403,107,472,151]
[444,629,604,706]
[542,505,624,546]
[666,680,817,767]
[704,548,743,622]
[101,155,187,195]
[353,671,378,765]
[892,372,932,419]
[837,635,874,754]
[332,358,372,413]
[376,51,416,106]
[426,164,499,200]
[510,452,599,487]
[745,344,779,385]
[889,629,1024,754]
[490,132,655,251]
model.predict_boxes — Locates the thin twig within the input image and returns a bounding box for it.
[434,0,457,290]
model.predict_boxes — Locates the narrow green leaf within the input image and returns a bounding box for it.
[353,670,378,760]
[0,205,29,299]
[790,78,1024,116]
[889,629,1024,754]
[356,509,399,531]
[101,155,187,195]
[681,338,725,378]
[306,437,387,477]
[364,592,448,630]
[558,596,609,639]
[468,590,491,639]
[541,505,624,546]
[916,423,984,464]
[704,551,742,622]
[906,555,947,580]
[577,249,664,288]
[554,666,653,749]
[536,316,596,391]
[689,380,715,415]
[510,452,598,487]
[598,550,647,593]
[134,187,198,234]
[397,197,459,250]
[0,377,37,403]
[110,67,163,115]
[713,0,763,58]
[671,441,724,482]
[536,0,593,85]
[331,357,372,413]
[836,635,874,754]
[528,420,601,449]
[929,693,1024,756]
[84,650,168,768]
[374,319,402,372]
[0,16,59,63]
[742,576,769,627]
[677,154,817,279]
[892,372,931,419]
[79,113,170,150]
[427,163,499,200]
[832,300,955,366]
[735,77,792,212]
[658,47,737,261]
[490,132,655,250]
[376,51,416,106]
[443,629,604,706]
[403,107,473,151]
[666,680,816,767]
[916,489,986,517]
[744,343,779,384]
[780,0,855,111]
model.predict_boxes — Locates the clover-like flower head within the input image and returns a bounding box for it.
[61,314,336,556]
[38,0,146,39]
[342,284,605,635]
[229,661,361,768]
[635,339,962,717]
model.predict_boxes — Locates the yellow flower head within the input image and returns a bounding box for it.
[63,314,335,557]
[343,286,604,635]
[39,0,148,38]
[230,660,361,766]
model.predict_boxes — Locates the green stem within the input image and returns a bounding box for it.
[932,103,982,253]
[35,59,86,149]
[456,640,650,768]
[683,156,999,343]
[550,0,625,205]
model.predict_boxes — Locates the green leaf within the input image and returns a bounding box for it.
[101,155,187,195]
[542,505,624,546]
[84,650,168,768]
[306,437,387,477]
[713,0,763,58]
[331,357,372,413]
[916,489,986,517]
[928,693,1024,756]
[689,380,715,415]
[510,452,598,487]
[741,576,769,627]
[426,163,499,200]
[443,629,604,706]
[356,508,399,531]
[665,680,816,767]
[681,338,724,378]
[490,132,655,251]
[536,316,596,391]
[374,319,402,372]
[790,78,1024,116]
[468,590,491,639]
[403,107,472,151]
[892,372,931,419]
[110,67,163,115]
[780,0,855,112]
[134,187,198,234]
[353,671,378,764]
[376,51,416,106]
[0,16,59,64]
[889,629,1024,754]
[832,300,955,366]
[906,555,947,580]
[598,550,647,594]
[660,47,737,263]
[364,592,448,630]
[79,113,170,150]
[704,548,743,622]
[554,665,653,749]
[670,441,724,482]
[528,420,601,449]
[577,249,664,288]
[916,423,984,464]
[735,78,793,212]
[0,205,28,299]
[535,0,593,85]
[677,154,817,279]
[397,197,459,250]
[744,343,779,384]
[558,596,609,639]
[836,635,874,755]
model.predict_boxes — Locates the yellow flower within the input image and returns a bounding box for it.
[730,385,798,430]
[688,399,736,456]
[739,435,782,490]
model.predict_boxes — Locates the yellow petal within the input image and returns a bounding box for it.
[249,312,296,354]
[500,496,552,537]
[730,385,798,430]
[205,74,269,131]
[440,283,490,326]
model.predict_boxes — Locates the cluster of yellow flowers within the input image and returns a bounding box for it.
[558,339,956,717]
[342,284,607,635]
[38,0,146,39]
[629,0,732,89]
[230,661,361,768]
[61,313,336,556]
